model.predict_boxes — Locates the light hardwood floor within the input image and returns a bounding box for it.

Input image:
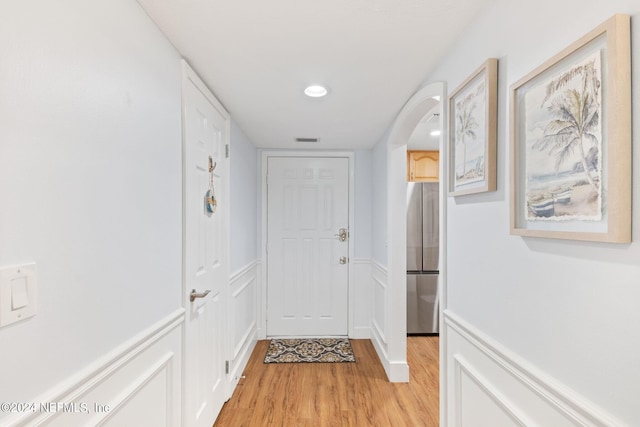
[214,337,439,426]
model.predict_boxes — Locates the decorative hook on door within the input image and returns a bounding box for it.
[205,155,217,214]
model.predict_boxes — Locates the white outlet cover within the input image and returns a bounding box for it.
[0,263,37,327]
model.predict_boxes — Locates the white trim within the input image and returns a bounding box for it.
[260,150,356,338]
[93,352,176,426]
[181,60,230,120]
[371,259,388,273]
[230,259,260,283]
[346,154,356,338]
[350,327,371,340]
[350,258,372,339]
[370,260,395,379]
[227,260,259,393]
[229,261,258,359]
[371,260,387,344]
[444,310,627,427]
[438,82,449,427]
[453,355,532,427]
[3,309,184,427]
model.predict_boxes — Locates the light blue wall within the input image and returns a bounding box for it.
[229,120,259,273]
[426,1,640,423]
[353,150,373,259]
[0,0,182,406]
[371,136,388,266]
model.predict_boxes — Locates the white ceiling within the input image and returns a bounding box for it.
[137,0,489,149]
[407,101,441,151]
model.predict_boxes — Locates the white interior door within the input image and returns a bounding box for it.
[182,63,229,427]
[267,156,349,336]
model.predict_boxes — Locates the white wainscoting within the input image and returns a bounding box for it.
[370,261,389,374]
[444,310,626,427]
[3,310,184,427]
[350,258,372,339]
[227,261,259,393]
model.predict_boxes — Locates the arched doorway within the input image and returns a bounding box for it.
[385,82,446,383]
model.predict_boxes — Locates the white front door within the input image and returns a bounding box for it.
[182,62,229,427]
[267,156,350,336]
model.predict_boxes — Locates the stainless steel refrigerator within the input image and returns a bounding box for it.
[407,182,439,335]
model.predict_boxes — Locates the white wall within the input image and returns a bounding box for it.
[371,137,388,266]
[230,120,259,273]
[425,1,640,425]
[0,0,183,424]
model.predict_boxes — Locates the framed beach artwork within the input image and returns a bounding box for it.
[448,58,497,196]
[510,15,631,242]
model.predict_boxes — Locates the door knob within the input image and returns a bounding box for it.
[190,289,211,302]
[335,228,348,242]
[339,256,348,264]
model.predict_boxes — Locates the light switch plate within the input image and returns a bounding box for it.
[0,263,37,327]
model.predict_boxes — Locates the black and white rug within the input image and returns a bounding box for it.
[264,338,356,363]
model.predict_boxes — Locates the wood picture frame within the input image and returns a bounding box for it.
[448,58,498,196]
[510,14,631,242]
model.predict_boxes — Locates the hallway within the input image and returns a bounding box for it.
[3,1,640,426]
[214,337,439,426]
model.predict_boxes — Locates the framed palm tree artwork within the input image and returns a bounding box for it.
[448,58,498,196]
[510,14,631,242]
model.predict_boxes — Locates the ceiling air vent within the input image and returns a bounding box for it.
[295,137,319,143]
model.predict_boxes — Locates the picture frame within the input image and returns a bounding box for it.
[448,58,498,196]
[510,14,631,243]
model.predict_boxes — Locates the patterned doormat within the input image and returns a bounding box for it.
[264,338,356,363]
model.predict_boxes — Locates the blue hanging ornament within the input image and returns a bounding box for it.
[205,156,217,214]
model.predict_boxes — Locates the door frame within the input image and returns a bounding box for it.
[259,151,355,338]
[180,60,232,426]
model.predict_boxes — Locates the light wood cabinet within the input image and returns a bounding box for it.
[407,150,439,182]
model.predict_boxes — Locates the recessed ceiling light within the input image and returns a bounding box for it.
[304,85,328,98]
[431,96,441,101]
[430,130,441,137]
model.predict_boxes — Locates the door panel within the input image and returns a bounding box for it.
[406,182,423,272]
[183,64,228,427]
[267,157,349,336]
[422,182,439,271]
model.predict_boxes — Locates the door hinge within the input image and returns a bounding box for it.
[225,144,229,158]
[225,360,230,374]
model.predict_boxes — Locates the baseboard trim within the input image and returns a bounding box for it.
[227,330,257,394]
[351,326,371,339]
[388,360,410,383]
[370,325,388,372]
[444,310,625,427]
